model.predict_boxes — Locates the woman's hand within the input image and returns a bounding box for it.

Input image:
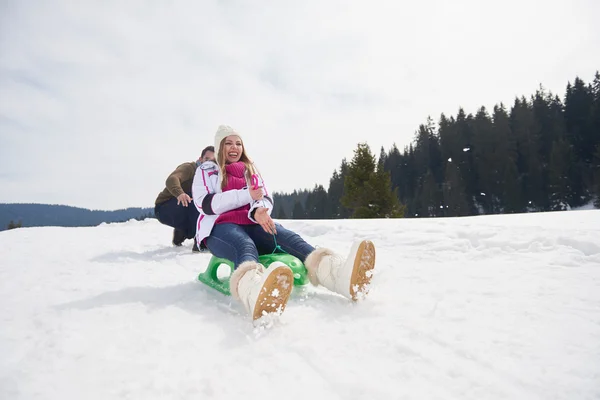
[254,208,276,235]
[249,186,264,201]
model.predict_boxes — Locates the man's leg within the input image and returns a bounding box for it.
[154,197,188,246]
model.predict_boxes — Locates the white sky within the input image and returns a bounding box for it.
[1,0,599,210]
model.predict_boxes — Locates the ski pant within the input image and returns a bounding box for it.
[154,195,199,240]
[205,223,315,269]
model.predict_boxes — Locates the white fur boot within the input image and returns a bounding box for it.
[230,261,294,320]
[305,240,376,300]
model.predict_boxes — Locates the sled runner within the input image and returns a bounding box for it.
[198,253,309,296]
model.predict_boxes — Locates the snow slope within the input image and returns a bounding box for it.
[1,211,599,400]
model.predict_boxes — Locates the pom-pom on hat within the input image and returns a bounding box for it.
[214,125,242,154]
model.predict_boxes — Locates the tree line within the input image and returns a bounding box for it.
[0,204,155,230]
[273,72,600,219]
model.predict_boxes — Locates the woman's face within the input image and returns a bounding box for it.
[222,135,243,164]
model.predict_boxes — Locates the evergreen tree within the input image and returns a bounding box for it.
[276,207,288,219]
[342,143,377,218]
[454,109,478,214]
[373,150,405,218]
[548,139,574,210]
[564,77,594,205]
[383,144,405,202]
[511,97,544,210]
[591,73,600,207]
[439,112,472,215]
[591,72,600,147]
[416,169,441,217]
[384,143,419,216]
[7,220,22,230]
[378,146,387,170]
[565,77,595,165]
[404,144,419,214]
[272,189,310,219]
[327,159,351,218]
[438,113,455,163]
[471,106,498,213]
[502,158,522,213]
[413,119,443,183]
[493,104,519,212]
[291,200,306,219]
[305,185,329,219]
[442,161,469,216]
[342,143,404,218]
[594,144,600,208]
[532,87,565,165]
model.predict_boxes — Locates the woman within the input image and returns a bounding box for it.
[192,125,376,321]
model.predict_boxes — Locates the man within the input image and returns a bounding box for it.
[154,146,214,252]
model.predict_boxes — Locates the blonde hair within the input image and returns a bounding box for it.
[217,136,257,190]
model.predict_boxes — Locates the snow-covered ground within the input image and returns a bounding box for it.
[1,211,599,400]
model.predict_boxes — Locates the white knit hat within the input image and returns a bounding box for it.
[214,125,242,154]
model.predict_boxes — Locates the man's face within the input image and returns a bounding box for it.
[202,151,215,162]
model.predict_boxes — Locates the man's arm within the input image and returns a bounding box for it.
[165,163,195,198]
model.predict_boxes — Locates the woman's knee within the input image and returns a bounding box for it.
[209,224,259,263]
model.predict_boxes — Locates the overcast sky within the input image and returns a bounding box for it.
[1,0,599,210]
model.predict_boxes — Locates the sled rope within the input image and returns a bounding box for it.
[271,233,287,254]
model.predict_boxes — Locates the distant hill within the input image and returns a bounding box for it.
[0,203,155,231]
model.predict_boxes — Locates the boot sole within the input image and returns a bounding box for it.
[253,265,294,321]
[349,240,376,301]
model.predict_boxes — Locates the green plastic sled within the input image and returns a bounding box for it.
[198,253,309,296]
